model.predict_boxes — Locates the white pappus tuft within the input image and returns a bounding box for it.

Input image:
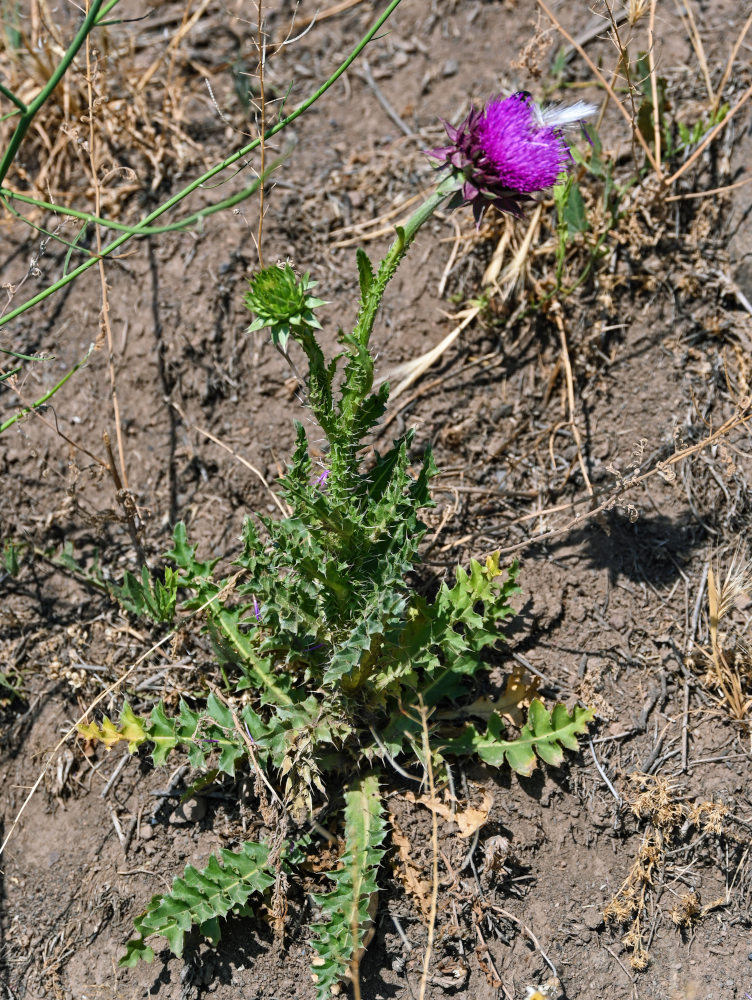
[532,100,598,130]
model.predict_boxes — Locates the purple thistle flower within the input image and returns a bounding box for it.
[252,596,261,622]
[428,93,592,223]
[314,467,330,489]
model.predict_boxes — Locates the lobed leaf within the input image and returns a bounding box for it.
[443,698,594,777]
[310,773,386,999]
[77,701,148,751]
[120,841,275,967]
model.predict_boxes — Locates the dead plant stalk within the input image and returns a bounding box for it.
[418,700,439,1000]
[84,5,128,489]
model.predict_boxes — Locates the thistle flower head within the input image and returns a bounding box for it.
[428,92,594,222]
[245,262,327,351]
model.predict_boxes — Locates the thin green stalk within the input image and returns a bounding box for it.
[0,344,93,432]
[0,0,406,331]
[354,174,458,352]
[0,345,52,362]
[0,200,100,262]
[1,170,274,235]
[0,82,26,113]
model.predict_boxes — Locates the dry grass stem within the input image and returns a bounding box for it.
[387,305,482,400]
[417,701,439,1000]
[647,0,662,178]
[536,0,660,174]
[84,15,128,490]
[672,0,713,102]
[714,8,752,112]
[551,304,593,497]
[666,82,752,186]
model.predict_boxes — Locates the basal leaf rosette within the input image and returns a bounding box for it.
[245,262,327,351]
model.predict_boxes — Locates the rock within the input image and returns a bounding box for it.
[168,796,207,824]
[583,907,604,930]
[140,824,155,841]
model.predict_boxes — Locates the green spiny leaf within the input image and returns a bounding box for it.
[310,773,386,998]
[443,699,594,776]
[119,841,275,967]
[77,701,148,750]
[165,522,218,583]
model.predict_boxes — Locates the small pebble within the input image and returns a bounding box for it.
[442,58,458,77]
[140,824,154,841]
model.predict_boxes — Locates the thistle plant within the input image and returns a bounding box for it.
[81,94,595,995]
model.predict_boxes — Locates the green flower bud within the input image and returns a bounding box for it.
[245,263,327,351]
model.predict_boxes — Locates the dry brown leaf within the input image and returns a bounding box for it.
[404,788,494,838]
[388,812,433,920]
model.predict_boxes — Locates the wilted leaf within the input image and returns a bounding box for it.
[388,812,433,920]
[435,665,538,727]
[404,788,493,838]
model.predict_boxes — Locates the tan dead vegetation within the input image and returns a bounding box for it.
[604,773,728,970]
[0,0,220,219]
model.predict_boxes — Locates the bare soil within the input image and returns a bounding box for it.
[1,2,752,999]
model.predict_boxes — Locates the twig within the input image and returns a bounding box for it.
[602,943,636,983]
[491,905,558,979]
[714,7,752,112]
[474,922,506,996]
[103,431,147,565]
[109,805,126,848]
[210,685,284,812]
[638,722,670,773]
[118,868,172,891]
[190,420,289,516]
[390,913,413,951]
[357,58,414,138]
[666,82,752,186]
[552,304,593,496]
[647,0,663,179]
[100,751,130,798]
[589,738,622,805]
[672,0,713,102]
[688,561,709,653]
[84,26,129,491]
[369,725,421,782]
[664,175,752,202]
[680,680,690,772]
